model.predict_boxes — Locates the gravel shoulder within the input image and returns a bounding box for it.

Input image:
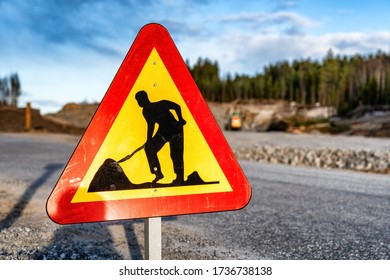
[225,131,390,174]
[225,131,390,151]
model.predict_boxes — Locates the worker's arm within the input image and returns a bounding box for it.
[167,101,186,125]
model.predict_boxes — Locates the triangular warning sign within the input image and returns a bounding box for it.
[46,23,251,224]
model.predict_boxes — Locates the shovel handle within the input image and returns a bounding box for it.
[118,144,144,163]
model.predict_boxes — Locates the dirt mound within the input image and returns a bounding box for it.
[335,105,390,137]
[0,106,84,134]
[45,102,99,128]
[344,105,390,119]
[336,116,390,137]
[47,101,228,130]
[3,101,390,137]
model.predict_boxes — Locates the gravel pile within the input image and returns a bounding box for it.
[234,145,390,174]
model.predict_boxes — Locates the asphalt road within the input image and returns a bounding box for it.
[0,132,389,259]
[174,161,390,259]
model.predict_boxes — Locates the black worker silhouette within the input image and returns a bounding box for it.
[88,90,219,192]
[135,90,186,184]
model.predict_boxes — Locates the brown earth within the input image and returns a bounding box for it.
[0,106,84,135]
[45,102,99,129]
[335,105,390,137]
[1,101,390,137]
[0,102,228,135]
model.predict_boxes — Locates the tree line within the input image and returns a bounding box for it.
[0,73,21,107]
[188,49,390,116]
[3,49,390,116]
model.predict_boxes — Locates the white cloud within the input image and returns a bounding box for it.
[326,31,390,54]
[193,30,390,75]
[222,11,316,29]
[275,0,298,10]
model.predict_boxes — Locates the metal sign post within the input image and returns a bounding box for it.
[144,217,161,260]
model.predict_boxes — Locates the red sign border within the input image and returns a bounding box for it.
[46,23,251,224]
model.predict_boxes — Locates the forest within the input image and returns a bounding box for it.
[188,49,390,116]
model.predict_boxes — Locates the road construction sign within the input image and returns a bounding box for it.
[46,23,251,224]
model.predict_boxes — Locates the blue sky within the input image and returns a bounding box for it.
[1,0,390,113]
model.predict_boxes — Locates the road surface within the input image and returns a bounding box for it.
[0,132,389,259]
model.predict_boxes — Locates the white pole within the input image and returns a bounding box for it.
[144,217,162,260]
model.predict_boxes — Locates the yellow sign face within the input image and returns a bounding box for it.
[72,48,231,203]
